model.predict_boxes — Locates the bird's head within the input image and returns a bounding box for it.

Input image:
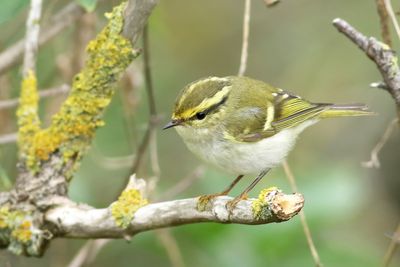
[163,77,232,130]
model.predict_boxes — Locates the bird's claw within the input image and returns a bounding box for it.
[225,193,248,215]
[197,193,226,211]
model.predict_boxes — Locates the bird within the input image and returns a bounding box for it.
[163,76,373,210]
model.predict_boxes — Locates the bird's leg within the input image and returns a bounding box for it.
[197,175,244,211]
[226,169,271,213]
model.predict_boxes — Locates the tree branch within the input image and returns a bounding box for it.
[0,2,85,75]
[122,0,159,43]
[0,133,17,145]
[333,18,400,119]
[238,0,251,76]
[375,0,391,47]
[0,0,160,257]
[282,160,322,267]
[0,84,69,111]
[46,189,304,239]
[23,0,42,75]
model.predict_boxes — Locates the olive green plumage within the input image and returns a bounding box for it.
[164,76,373,210]
[168,76,372,143]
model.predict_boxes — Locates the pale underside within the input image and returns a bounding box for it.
[175,119,317,175]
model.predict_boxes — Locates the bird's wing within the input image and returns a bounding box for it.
[271,93,328,131]
[227,89,328,143]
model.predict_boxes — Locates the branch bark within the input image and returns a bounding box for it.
[333,18,400,119]
[23,0,42,76]
[122,0,159,43]
[45,189,304,239]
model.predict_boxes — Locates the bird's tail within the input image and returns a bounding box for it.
[319,103,375,118]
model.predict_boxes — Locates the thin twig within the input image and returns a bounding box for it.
[68,166,204,267]
[156,229,186,267]
[143,25,157,117]
[144,21,161,188]
[67,240,110,267]
[383,221,400,267]
[0,84,69,110]
[384,0,400,42]
[127,24,160,176]
[89,146,135,169]
[376,0,392,46]
[0,2,85,75]
[119,65,144,150]
[149,132,160,178]
[333,18,400,119]
[142,23,185,267]
[67,174,148,267]
[23,0,43,75]
[0,84,70,145]
[71,22,163,267]
[362,118,398,168]
[157,166,205,201]
[282,160,322,267]
[0,133,17,145]
[263,0,280,7]
[129,123,152,175]
[238,0,251,76]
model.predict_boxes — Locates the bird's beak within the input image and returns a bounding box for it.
[163,119,182,130]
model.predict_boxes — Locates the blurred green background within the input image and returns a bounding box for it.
[0,0,399,266]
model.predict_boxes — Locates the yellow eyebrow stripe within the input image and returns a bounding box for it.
[177,77,229,108]
[177,85,231,119]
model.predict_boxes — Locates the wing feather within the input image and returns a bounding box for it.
[231,90,327,142]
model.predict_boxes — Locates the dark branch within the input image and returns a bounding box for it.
[333,18,400,119]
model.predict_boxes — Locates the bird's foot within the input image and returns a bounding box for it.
[225,193,248,215]
[197,192,227,211]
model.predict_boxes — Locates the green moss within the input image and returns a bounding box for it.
[111,189,148,229]
[16,2,138,178]
[251,187,277,220]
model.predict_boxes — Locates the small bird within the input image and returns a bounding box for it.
[164,76,372,209]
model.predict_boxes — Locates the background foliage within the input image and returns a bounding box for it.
[0,0,399,266]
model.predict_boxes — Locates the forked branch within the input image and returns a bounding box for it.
[333,18,400,119]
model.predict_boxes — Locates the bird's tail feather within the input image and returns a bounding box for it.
[319,103,375,118]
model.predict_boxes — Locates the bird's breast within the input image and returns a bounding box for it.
[175,120,317,175]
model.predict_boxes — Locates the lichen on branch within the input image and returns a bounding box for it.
[17,71,40,160]
[111,188,148,228]
[0,205,49,256]
[252,187,277,220]
[16,2,138,177]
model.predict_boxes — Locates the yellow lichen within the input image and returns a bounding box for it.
[0,205,10,228]
[0,205,49,255]
[111,188,148,228]
[11,220,32,244]
[16,70,41,157]
[252,187,278,220]
[16,2,137,177]
[0,205,36,247]
[389,56,399,79]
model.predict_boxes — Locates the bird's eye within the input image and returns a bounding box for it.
[196,112,206,120]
